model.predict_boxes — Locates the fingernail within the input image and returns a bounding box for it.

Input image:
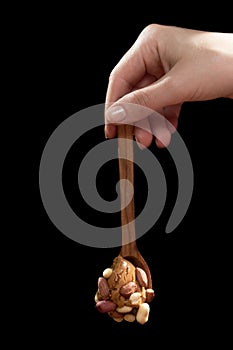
[107,106,126,123]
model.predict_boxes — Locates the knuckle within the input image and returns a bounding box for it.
[139,23,163,41]
[131,89,151,107]
[108,68,117,82]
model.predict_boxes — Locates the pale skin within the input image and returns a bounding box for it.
[105,24,233,148]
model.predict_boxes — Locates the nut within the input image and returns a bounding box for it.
[124,314,136,322]
[96,300,117,313]
[128,292,142,306]
[103,268,113,279]
[108,310,123,318]
[136,303,150,324]
[135,267,148,288]
[119,281,137,298]
[94,292,100,303]
[98,277,110,299]
[112,317,124,322]
[116,306,133,313]
[146,288,155,303]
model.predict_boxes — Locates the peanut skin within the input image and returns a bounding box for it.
[96,300,117,313]
[119,281,137,298]
[135,267,148,288]
[98,277,110,299]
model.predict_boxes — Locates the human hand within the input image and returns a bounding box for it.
[105,24,233,148]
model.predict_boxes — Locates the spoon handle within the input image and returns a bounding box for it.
[118,124,137,252]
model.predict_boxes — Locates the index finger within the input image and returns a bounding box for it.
[105,43,147,105]
[104,42,147,139]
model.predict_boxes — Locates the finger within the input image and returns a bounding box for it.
[104,43,147,139]
[163,104,182,133]
[104,124,117,139]
[149,113,172,148]
[129,104,180,148]
[134,119,153,149]
[105,43,148,106]
[134,74,156,90]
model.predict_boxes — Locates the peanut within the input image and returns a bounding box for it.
[124,314,136,322]
[96,300,116,313]
[108,310,123,318]
[94,292,99,303]
[119,281,137,298]
[98,277,110,299]
[103,268,113,279]
[113,317,124,322]
[135,267,148,288]
[146,288,155,303]
[128,292,142,306]
[136,303,150,324]
[116,306,133,313]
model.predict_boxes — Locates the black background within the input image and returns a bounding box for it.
[26,4,233,347]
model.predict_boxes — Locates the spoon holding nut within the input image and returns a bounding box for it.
[94,123,154,324]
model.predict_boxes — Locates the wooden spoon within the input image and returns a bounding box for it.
[118,124,152,289]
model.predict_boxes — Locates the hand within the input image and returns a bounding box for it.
[105,24,233,148]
